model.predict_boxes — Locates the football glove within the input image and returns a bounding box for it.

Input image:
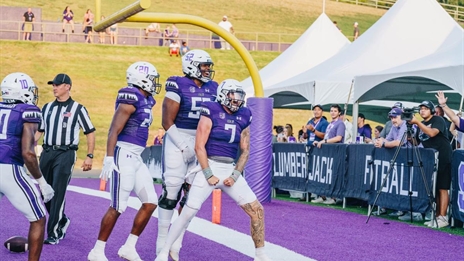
[37,176,54,203]
[181,145,196,164]
[100,156,119,181]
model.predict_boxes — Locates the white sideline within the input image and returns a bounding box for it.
[68,185,316,261]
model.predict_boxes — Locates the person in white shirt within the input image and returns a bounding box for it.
[218,15,234,50]
[340,111,353,144]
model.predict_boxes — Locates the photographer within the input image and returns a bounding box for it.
[409,100,452,228]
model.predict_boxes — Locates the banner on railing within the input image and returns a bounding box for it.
[365,147,437,213]
[272,143,308,192]
[451,150,464,223]
[141,145,163,179]
[344,144,375,201]
[306,144,347,199]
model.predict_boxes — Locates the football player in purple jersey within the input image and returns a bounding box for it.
[156,79,271,261]
[87,62,161,261]
[0,72,55,261]
[156,49,218,259]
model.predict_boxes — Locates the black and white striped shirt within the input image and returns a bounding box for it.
[38,98,95,146]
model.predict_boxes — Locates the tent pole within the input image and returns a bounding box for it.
[322,0,326,13]
[344,79,354,115]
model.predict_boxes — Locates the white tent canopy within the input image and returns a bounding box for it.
[240,12,350,107]
[353,37,464,103]
[267,0,464,107]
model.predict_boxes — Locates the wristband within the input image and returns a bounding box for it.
[382,141,385,148]
[439,103,447,108]
[202,167,214,180]
[37,176,47,186]
[230,170,241,182]
[324,139,327,143]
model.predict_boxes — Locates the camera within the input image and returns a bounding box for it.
[401,107,419,121]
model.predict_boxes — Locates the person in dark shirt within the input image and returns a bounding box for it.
[410,100,452,228]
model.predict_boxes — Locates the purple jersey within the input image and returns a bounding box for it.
[165,76,218,130]
[200,101,252,159]
[0,102,41,165]
[115,86,156,147]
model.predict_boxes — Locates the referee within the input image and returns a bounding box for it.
[35,73,96,245]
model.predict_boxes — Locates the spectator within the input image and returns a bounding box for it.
[283,124,297,143]
[98,15,106,44]
[145,23,160,38]
[170,24,179,42]
[305,104,328,147]
[109,23,118,45]
[410,100,452,228]
[163,25,172,46]
[298,125,307,143]
[373,125,383,142]
[340,111,353,144]
[357,113,372,143]
[333,21,341,31]
[353,22,360,41]
[218,15,234,50]
[273,125,284,143]
[311,104,345,205]
[154,128,165,145]
[434,104,453,144]
[62,6,74,33]
[83,9,94,43]
[169,40,180,57]
[23,7,35,41]
[180,41,190,56]
[380,102,403,138]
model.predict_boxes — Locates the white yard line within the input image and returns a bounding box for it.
[68,185,316,261]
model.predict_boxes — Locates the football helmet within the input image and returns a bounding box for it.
[217,79,246,112]
[126,61,161,95]
[182,49,215,83]
[1,72,38,105]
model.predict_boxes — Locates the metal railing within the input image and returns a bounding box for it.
[333,0,464,23]
[0,20,299,52]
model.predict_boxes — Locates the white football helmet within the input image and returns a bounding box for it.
[182,49,215,83]
[126,61,161,95]
[1,72,38,105]
[217,79,246,112]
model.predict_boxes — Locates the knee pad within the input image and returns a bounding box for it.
[158,183,182,210]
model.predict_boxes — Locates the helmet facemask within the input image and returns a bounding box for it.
[217,79,246,112]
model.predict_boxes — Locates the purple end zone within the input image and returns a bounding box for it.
[1,178,463,261]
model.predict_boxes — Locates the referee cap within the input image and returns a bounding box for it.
[48,73,72,86]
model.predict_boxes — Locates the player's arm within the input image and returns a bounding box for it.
[235,126,250,172]
[22,122,54,202]
[22,122,41,179]
[106,103,134,156]
[195,115,218,185]
[161,95,180,131]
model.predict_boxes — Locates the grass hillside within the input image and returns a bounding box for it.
[4,0,385,38]
[0,1,387,168]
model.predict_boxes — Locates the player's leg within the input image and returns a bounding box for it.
[89,147,133,261]
[28,217,46,261]
[221,163,270,261]
[0,164,47,261]
[118,158,158,260]
[156,136,188,254]
[156,171,214,261]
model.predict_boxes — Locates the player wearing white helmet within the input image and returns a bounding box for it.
[156,49,218,260]
[0,72,55,261]
[156,79,271,261]
[88,61,161,261]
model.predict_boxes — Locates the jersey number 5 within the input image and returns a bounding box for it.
[188,97,211,119]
